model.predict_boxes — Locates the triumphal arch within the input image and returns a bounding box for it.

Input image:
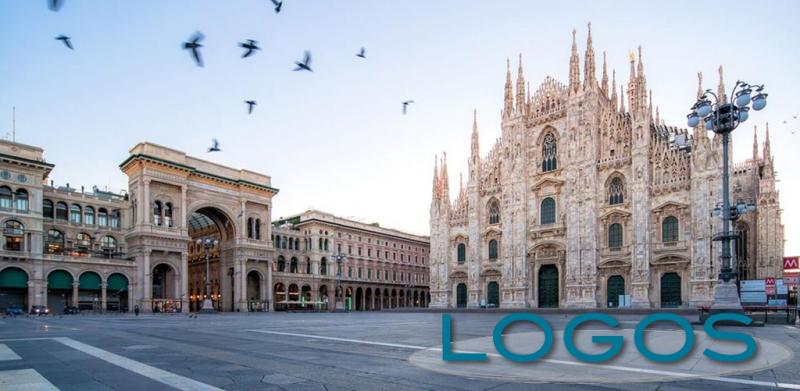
[121,142,277,312]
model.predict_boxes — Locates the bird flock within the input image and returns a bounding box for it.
[46,0,416,154]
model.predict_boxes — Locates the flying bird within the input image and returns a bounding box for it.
[207,138,221,153]
[239,39,260,58]
[55,35,73,50]
[245,100,257,114]
[794,114,799,119]
[293,51,312,72]
[402,100,415,115]
[183,31,205,67]
[271,0,283,13]
[356,47,366,58]
[48,0,63,12]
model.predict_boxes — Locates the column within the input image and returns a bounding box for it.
[371,289,375,310]
[180,252,189,312]
[72,282,79,307]
[143,179,151,224]
[143,249,152,312]
[180,185,187,230]
[260,274,267,310]
[240,200,247,240]
[101,282,107,313]
[266,262,273,311]
[239,259,247,311]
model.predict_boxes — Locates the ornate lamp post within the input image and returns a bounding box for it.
[196,237,219,313]
[335,253,346,312]
[686,80,767,309]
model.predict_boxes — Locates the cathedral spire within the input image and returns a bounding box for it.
[441,152,449,201]
[432,155,439,201]
[619,83,625,113]
[504,58,513,116]
[753,125,759,160]
[610,69,617,111]
[648,90,653,121]
[717,65,727,103]
[627,50,636,113]
[601,51,609,96]
[637,46,648,114]
[471,109,480,158]
[763,122,772,160]
[569,28,581,95]
[516,54,526,114]
[655,106,660,125]
[697,71,704,99]
[583,22,596,91]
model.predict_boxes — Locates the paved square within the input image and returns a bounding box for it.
[1,312,799,390]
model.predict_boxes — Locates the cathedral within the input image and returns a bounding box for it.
[429,25,785,309]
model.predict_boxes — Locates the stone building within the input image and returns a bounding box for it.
[429,25,784,309]
[0,140,429,313]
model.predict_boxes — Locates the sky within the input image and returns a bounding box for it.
[0,1,798,253]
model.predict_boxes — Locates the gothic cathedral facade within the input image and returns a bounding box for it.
[429,25,784,309]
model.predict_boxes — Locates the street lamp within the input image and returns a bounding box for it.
[196,237,219,313]
[686,80,767,310]
[334,253,346,312]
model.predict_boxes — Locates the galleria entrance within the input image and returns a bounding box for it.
[187,207,233,312]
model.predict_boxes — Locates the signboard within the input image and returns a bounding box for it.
[741,291,767,304]
[740,280,765,291]
[769,299,788,306]
[784,256,800,270]
[765,277,776,295]
[740,279,767,305]
[784,272,800,287]
[777,279,788,295]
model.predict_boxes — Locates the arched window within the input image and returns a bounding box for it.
[0,186,12,209]
[84,206,95,226]
[56,202,68,221]
[247,218,254,239]
[282,236,288,249]
[109,209,120,228]
[540,197,556,225]
[608,223,623,249]
[274,236,281,248]
[3,220,24,251]
[70,204,82,224]
[305,259,311,274]
[541,132,558,172]
[290,258,298,273]
[76,232,92,249]
[14,189,28,211]
[457,243,466,264]
[320,258,327,275]
[101,235,117,249]
[488,239,498,260]
[662,216,679,243]
[46,229,64,254]
[153,201,162,226]
[277,256,286,272]
[255,219,261,240]
[488,200,500,225]
[608,177,625,205]
[97,208,108,227]
[324,239,329,251]
[318,238,323,250]
[164,202,173,227]
[43,199,54,219]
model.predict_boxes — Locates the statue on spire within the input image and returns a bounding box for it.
[504,58,513,116]
[601,51,609,96]
[569,28,581,95]
[717,65,727,103]
[753,125,759,161]
[583,22,596,91]
[516,54,526,114]
[610,69,618,111]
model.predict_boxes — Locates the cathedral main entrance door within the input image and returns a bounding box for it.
[487,281,499,307]
[660,272,682,308]
[456,283,467,308]
[607,275,624,308]
[538,265,558,308]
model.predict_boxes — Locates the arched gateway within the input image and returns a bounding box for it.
[121,142,278,312]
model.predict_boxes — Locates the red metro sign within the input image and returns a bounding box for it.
[784,256,800,271]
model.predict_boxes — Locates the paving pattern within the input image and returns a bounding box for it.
[0,312,798,390]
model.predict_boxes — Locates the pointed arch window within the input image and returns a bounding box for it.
[608,177,625,205]
[541,132,558,172]
[608,223,623,249]
[488,239,498,260]
[540,197,556,225]
[662,216,679,243]
[488,200,500,225]
[457,243,466,264]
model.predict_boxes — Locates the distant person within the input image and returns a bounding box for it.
[134,305,140,316]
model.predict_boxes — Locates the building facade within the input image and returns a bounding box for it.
[0,140,429,313]
[429,25,784,309]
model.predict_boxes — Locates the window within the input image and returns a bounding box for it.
[290,258,298,273]
[3,220,23,251]
[608,223,623,249]
[43,199,54,219]
[541,132,558,172]
[56,202,68,221]
[368,269,372,279]
[46,229,64,254]
[255,219,261,240]
[164,202,173,227]
[76,232,92,249]
[662,216,679,243]
[278,257,286,272]
[97,208,108,227]
[153,201,162,226]
[457,243,466,264]
[70,204,82,224]
[540,197,556,225]
[109,210,120,228]
[608,177,625,205]
[0,187,11,209]
[101,235,116,249]
[488,200,500,225]
[488,239,498,260]
[247,218,254,239]
[14,189,28,211]
[84,206,95,225]
[320,259,327,275]
[306,259,311,274]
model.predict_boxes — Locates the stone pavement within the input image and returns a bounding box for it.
[0,312,798,390]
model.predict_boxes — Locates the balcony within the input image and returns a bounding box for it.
[652,240,689,255]
[530,223,566,240]
[598,245,632,259]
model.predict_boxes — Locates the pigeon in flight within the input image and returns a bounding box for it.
[271,0,283,13]
[48,0,63,12]
[356,47,366,59]
[239,39,260,58]
[293,51,312,72]
[55,35,73,50]
[207,138,221,153]
[183,31,205,67]
[794,114,799,119]
[245,100,257,114]
[402,100,415,115]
